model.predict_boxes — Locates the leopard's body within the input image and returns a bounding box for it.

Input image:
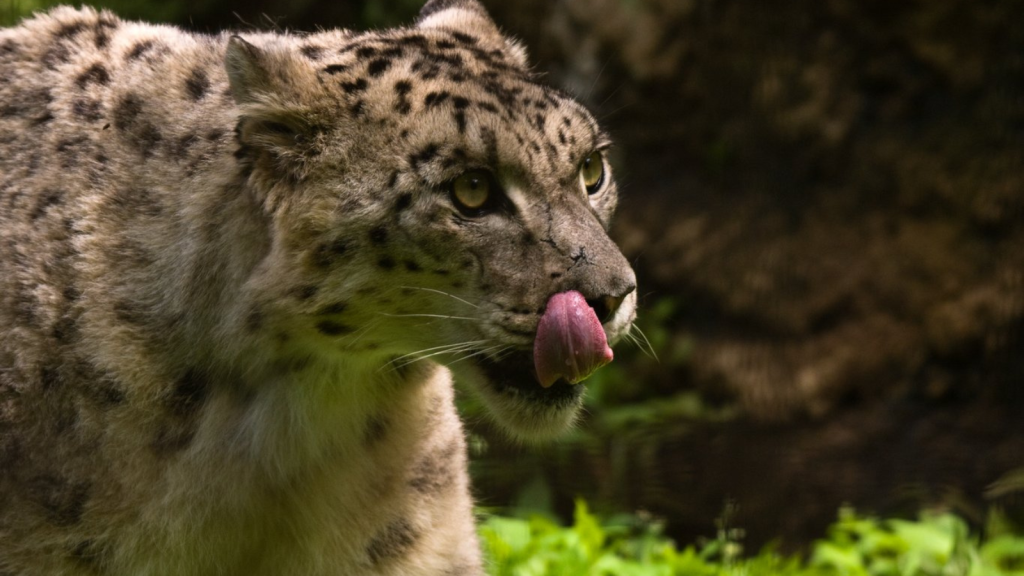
[0,1,637,574]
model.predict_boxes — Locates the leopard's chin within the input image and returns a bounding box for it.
[454,350,585,441]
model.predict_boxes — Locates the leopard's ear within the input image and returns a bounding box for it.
[417,0,491,24]
[225,36,323,181]
[225,35,314,105]
[416,0,529,69]
[225,36,267,104]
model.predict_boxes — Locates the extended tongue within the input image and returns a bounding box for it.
[533,291,614,388]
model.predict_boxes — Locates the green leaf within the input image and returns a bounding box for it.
[479,503,1023,576]
[981,535,1024,575]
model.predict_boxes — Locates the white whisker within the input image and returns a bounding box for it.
[398,286,481,309]
[492,347,520,363]
[338,317,385,350]
[443,345,518,370]
[386,340,489,366]
[629,323,659,361]
[448,344,510,366]
[387,347,476,371]
[585,55,611,101]
[378,313,479,321]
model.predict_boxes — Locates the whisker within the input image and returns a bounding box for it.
[387,340,489,366]
[338,317,385,350]
[385,342,485,368]
[585,55,611,101]
[596,81,624,110]
[597,101,632,123]
[448,344,509,367]
[491,346,520,363]
[448,342,495,360]
[629,324,659,361]
[384,340,493,372]
[378,313,479,321]
[398,286,481,309]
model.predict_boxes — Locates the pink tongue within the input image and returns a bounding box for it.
[533,291,614,388]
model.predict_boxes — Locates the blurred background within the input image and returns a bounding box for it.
[4,0,1022,553]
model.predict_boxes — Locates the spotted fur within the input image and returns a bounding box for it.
[0,1,636,574]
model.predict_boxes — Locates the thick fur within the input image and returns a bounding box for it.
[0,1,637,574]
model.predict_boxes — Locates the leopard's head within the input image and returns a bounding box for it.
[229,0,635,439]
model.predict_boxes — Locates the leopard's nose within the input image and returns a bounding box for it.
[585,280,636,323]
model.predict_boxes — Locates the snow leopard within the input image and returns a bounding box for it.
[0,0,637,573]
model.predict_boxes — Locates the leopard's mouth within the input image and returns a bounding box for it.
[454,289,623,438]
[475,349,584,406]
[452,345,586,440]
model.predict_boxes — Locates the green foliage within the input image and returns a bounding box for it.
[1,0,204,26]
[1,0,39,26]
[479,501,1024,576]
[359,0,422,27]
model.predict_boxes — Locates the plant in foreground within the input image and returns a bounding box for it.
[479,500,1024,576]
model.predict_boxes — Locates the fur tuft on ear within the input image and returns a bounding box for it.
[226,37,325,183]
[417,0,491,22]
[416,0,529,68]
[225,36,272,105]
[236,111,319,157]
[234,108,326,185]
[503,38,530,70]
[225,36,321,107]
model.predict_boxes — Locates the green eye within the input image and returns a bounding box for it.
[580,151,605,194]
[451,170,492,212]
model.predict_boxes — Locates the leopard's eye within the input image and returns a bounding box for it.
[580,151,605,194]
[450,170,492,213]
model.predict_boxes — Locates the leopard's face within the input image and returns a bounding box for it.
[234,4,636,439]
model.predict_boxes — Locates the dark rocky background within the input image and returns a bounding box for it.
[482,0,1024,549]
[5,0,1022,552]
